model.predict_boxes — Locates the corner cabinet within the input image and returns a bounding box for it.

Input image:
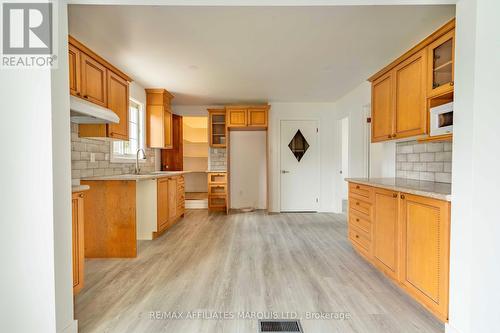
[72,192,85,295]
[369,19,454,143]
[146,89,174,149]
[347,181,451,322]
[69,36,132,140]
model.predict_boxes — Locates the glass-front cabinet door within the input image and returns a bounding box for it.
[427,30,455,97]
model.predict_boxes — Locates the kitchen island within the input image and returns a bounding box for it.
[81,172,188,258]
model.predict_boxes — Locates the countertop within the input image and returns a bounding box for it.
[72,185,90,193]
[346,178,452,202]
[82,171,191,181]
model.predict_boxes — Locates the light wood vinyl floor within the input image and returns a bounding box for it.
[75,210,444,333]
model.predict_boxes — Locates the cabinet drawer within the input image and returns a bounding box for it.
[209,196,226,208]
[349,197,372,217]
[349,226,371,252]
[208,173,226,184]
[209,184,226,195]
[349,212,371,235]
[349,183,373,201]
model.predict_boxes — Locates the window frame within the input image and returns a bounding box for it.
[110,98,147,163]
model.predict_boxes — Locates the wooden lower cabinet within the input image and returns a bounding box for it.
[72,192,85,295]
[208,172,227,212]
[348,182,451,322]
[400,193,450,321]
[155,175,185,238]
[373,188,399,279]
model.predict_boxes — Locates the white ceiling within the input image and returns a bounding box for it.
[68,5,454,105]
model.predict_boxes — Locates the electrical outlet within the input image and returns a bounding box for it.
[90,153,95,163]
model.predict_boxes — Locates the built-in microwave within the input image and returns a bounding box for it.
[430,101,453,136]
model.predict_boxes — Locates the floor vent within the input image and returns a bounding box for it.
[259,320,303,332]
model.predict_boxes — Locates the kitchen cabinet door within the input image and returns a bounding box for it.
[72,192,85,295]
[371,72,394,142]
[208,110,227,147]
[226,107,247,127]
[373,187,399,279]
[394,50,427,139]
[68,44,81,97]
[428,30,455,98]
[167,178,177,224]
[400,193,450,321]
[107,71,129,140]
[157,178,169,232]
[81,53,107,107]
[247,107,268,128]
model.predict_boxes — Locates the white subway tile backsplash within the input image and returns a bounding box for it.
[396,140,452,184]
[70,125,157,180]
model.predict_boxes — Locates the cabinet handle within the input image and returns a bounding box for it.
[356,218,360,222]
[79,194,84,198]
[450,81,454,87]
[76,92,81,96]
[83,95,89,99]
[400,194,406,199]
[393,193,398,198]
[356,185,360,189]
[387,135,392,139]
[392,134,396,138]
[356,202,360,206]
[355,235,359,238]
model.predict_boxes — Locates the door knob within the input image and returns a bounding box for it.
[281,170,290,174]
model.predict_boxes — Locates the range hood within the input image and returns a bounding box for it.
[70,95,120,124]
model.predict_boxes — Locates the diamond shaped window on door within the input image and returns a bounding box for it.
[288,129,309,162]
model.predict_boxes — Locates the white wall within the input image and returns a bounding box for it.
[330,82,396,211]
[229,131,267,209]
[447,1,500,333]
[269,102,336,212]
[51,1,78,332]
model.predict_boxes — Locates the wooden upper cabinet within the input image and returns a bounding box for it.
[72,192,85,295]
[248,107,268,127]
[428,30,455,98]
[226,105,269,129]
[369,19,454,143]
[107,71,129,140]
[394,50,427,139]
[69,36,132,140]
[371,73,394,142]
[373,188,399,279]
[81,53,107,107]
[208,109,226,147]
[400,194,450,321]
[227,107,247,127]
[68,44,81,97]
[146,89,174,149]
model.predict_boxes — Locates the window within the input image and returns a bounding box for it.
[112,99,146,161]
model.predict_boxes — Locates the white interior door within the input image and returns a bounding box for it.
[280,120,320,212]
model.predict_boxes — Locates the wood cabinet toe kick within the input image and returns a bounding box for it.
[347,180,451,322]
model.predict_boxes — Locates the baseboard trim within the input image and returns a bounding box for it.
[59,320,78,333]
[445,323,462,333]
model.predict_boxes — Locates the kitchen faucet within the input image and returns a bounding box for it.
[135,148,146,174]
